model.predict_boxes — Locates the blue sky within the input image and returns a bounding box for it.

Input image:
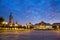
[0,0,60,25]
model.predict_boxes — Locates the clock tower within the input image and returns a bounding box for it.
[8,12,13,26]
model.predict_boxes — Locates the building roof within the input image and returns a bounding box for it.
[34,21,51,26]
[52,23,60,26]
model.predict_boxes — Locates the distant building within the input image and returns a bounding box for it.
[34,21,53,29]
[45,23,52,29]
[52,23,60,26]
[14,22,19,27]
[52,23,60,29]
[25,22,32,29]
[39,21,46,29]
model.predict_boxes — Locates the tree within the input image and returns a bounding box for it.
[52,26,57,30]
[0,17,5,24]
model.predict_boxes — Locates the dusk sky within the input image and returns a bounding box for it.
[0,0,60,25]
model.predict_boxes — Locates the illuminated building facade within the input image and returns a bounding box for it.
[26,22,32,29]
[52,23,60,30]
[14,22,19,27]
[34,21,52,29]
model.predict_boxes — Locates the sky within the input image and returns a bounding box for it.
[0,0,60,25]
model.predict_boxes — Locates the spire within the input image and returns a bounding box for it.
[8,12,13,26]
[9,12,13,18]
[10,12,12,15]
